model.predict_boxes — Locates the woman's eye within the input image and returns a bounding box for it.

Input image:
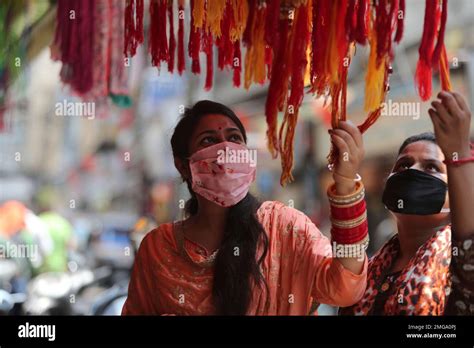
[426,164,440,173]
[395,162,410,171]
[200,137,216,145]
[229,134,243,143]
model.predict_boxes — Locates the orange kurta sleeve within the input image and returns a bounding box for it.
[286,208,367,306]
[122,233,159,315]
[253,201,368,314]
[310,250,368,307]
[298,213,368,307]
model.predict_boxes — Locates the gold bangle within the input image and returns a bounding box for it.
[327,182,365,206]
[331,211,367,229]
[330,195,365,208]
[328,192,365,206]
[327,181,364,201]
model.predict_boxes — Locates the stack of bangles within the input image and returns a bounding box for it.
[327,175,369,258]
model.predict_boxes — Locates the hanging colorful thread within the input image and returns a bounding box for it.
[115,0,451,185]
[52,0,130,109]
[52,0,95,95]
[149,0,169,69]
[124,0,144,57]
[358,0,398,134]
[168,0,176,73]
[278,2,311,185]
[189,0,202,74]
[415,0,451,101]
[243,2,267,89]
[216,0,234,71]
[177,0,186,74]
[265,17,291,158]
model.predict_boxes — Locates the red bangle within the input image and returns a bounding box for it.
[332,230,368,244]
[331,221,368,244]
[443,156,474,166]
[332,224,368,243]
[330,200,366,220]
[332,221,368,238]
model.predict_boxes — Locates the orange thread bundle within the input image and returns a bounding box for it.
[279,2,311,185]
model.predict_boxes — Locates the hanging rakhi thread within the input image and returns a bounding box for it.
[149,0,169,69]
[117,0,451,186]
[188,0,202,74]
[53,0,95,95]
[124,0,144,57]
[327,0,400,170]
[168,0,176,73]
[244,3,267,89]
[177,0,185,74]
[265,14,291,159]
[416,0,451,101]
[279,2,311,185]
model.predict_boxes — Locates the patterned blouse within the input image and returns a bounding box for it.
[340,225,474,315]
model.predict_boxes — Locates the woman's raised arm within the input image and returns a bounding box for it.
[429,91,474,239]
[327,120,368,275]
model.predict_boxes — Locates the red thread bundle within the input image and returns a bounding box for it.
[124,0,144,57]
[415,0,451,101]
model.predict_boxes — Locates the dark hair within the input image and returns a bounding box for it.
[398,132,437,155]
[170,100,269,315]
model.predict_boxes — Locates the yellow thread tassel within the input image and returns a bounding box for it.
[364,26,385,112]
[440,45,452,92]
[193,0,206,29]
[230,0,249,42]
[244,8,266,89]
[206,0,226,37]
[326,2,341,84]
[304,45,311,86]
[303,0,312,86]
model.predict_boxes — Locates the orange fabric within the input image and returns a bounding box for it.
[122,201,367,315]
[0,201,27,238]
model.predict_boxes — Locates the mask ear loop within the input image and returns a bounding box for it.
[181,156,192,222]
[440,184,450,213]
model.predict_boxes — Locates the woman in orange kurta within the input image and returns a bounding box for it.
[122,100,369,315]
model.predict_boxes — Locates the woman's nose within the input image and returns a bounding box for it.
[410,163,423,171]
[215,132,227,143]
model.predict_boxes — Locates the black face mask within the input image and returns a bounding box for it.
[382,169,448,215]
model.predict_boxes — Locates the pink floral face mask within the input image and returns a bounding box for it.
[188,141,256,207]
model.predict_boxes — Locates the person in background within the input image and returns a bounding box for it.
[0,201,53,291]
[341,91,474,315]
[37,211,74,273]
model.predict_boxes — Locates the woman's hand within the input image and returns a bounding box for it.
[429,91,472,160]
[429,90,474,239]
[329,121,365,195]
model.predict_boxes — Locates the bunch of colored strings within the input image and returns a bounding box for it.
[121,0,451,185]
